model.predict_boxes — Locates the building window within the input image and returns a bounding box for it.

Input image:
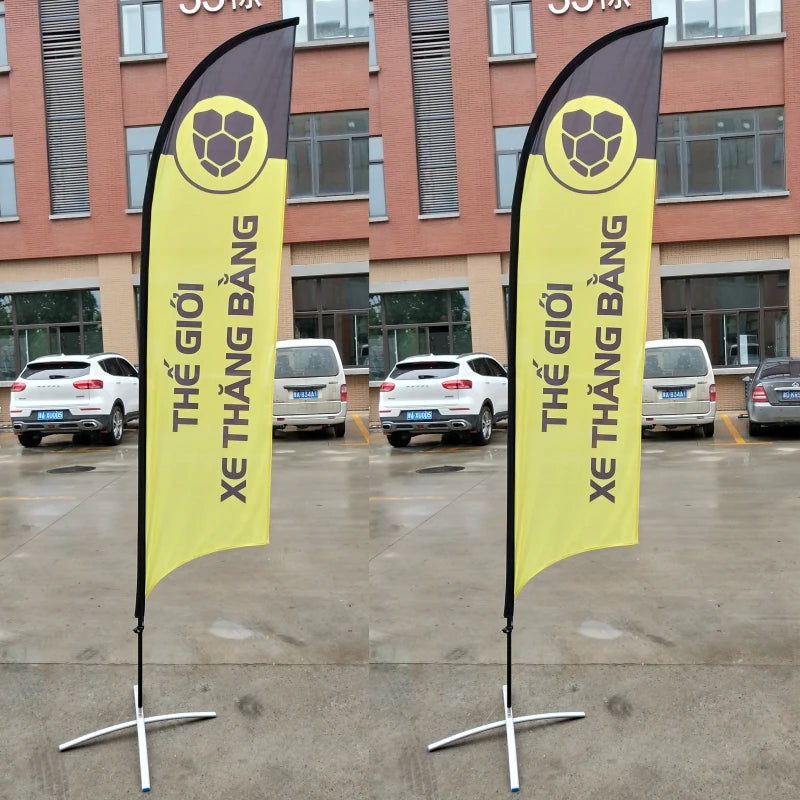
[494,126,527,208]
[0,136,17,218]
[292,276,368,368]
[657,107,785,199]
[368,0,377,67]
[284,0,369,44]
[369,136,386,218]
[288,111,368,199]
[662,272,789,367]
[0,2,8,67]
[126,125,159,209]
[0,290,103,381]
[368,290,472,380]
[652,0,782,44]
[119,0,164,56]
[489,0,533,56]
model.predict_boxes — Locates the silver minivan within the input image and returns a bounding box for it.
[641,338,716,437]
[273,338,347,437]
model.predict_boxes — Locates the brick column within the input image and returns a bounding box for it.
[646,243,662,340]
[97,253,138,362]
[277,244,293,340]
[467,252,507,363]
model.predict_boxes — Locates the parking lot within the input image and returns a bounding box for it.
[1,415,799,798]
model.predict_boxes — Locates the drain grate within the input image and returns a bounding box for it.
[416,465,464,474]
[47,465,96,474]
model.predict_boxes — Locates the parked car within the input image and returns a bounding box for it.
[379,353,508,447]
[273,338,347,437]
[744,357,800,436]
[641,338,716,437]
[10,353,139,447]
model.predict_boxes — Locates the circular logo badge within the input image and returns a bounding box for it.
[175,95,269,194]
[543,96,637,194]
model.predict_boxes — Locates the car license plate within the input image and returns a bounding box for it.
[661,390,687,399]
[407,410,433,421]
[781,390,800,400]
[37,410,64,421]
[292,390,318,399]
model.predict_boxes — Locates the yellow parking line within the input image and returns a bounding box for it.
[352,413,370,444]
[0,496,78,501]
[370,496,447,501]
[720,413,745,445]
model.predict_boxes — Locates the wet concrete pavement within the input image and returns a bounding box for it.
[1,414,799,798]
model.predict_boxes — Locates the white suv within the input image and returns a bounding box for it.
[10,353,139,447]
[379,353,508,447]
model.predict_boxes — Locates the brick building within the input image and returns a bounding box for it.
[0,0,368,425]
[368,0,797,418]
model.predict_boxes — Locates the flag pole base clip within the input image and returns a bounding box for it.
[428,685,584,793]
[59,685,216,793]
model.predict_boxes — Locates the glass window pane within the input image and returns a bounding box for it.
[495,125,527,151]
[652,0,677,43]
[0,162,17,217]
[128,152,149,209]
[0,329,15,381]
[317,139,351,194]
[718,0,750,36]
[0,135,13,161]
[369,294,382,326]
[761,272,788,306]
[385,291,448,325]
[81,290,102,322]
[321,276,368,310]
[720,137,755,193]
[126,125,159,151]
[662,316,688,339]
[293,316,318,338]
[690,275,759,311]
[389,327,425,364]
[355,314,368,366]
[288,141,313,197]
[284,0,308,42]
[685,111,723,136]
[369,162,387,217]
[292,279,318,312]
[0,17,7,67]
[83,324,103,354]
[121,5,143,55]
[452,323,472,354]
[15,291,79,325]
[686,139,720,194]
[18,327,57,364]
[759,107,784,131]
[661,279,686,312]
[142,3,163,54]
[656,141,682,197]
[369,136,383,160]
[0,293,11,324]
[316,110,368,136]
[314,0,347,40]
[59,325,82,355]
[511,3,532,54]
[348,0,369,37]
[683,0,715,39]
[490,5,512,56]
[658,114,681,139]
[755,0,782,34]
[497,153,517,208]
[368,10,377,66]
[450,290,470,322]
[763,308,789,358]
[352,136,368,194]
[289,114,312,138]
[705,312,738,366]
[759,133,785,190]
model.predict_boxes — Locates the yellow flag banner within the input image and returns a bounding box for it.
[505,20,666,610]
[135,20,296,613]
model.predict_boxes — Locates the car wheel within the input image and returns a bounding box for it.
[102,404,124,446]
[472,404,493,446]
[702,422,715,438]
[333,422,346,438]
[387,432,411,448]
[19,432,42,448]
[748,420,762,437]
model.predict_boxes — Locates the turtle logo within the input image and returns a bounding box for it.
[175,96,269,193]
[543,96,637,194]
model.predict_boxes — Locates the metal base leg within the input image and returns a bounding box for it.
[59,685,216,793]
[428,685,584,792]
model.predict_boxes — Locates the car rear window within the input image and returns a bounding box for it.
[644,346,708,379]
[758,360,800,379]
[390,361,459,379]
[275,346,338,379]
[21,361,90,379]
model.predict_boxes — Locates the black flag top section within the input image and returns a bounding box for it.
[503,19,666,622]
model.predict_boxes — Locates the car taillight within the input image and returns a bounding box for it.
[709,383,716,402]
[340,384,347,402]
[380,381,395,392]
[73,379,104,390]
[751,384,768,403]
[10,382,26,392]
[442,379,472,390]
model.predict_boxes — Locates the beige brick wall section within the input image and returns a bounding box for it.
[660,237,788,264]
[277,245,294,340]
[789,236,800,357]
[0,255,97,283]
[467,253,507,363]
[647,244,662,340]
[715,374,748,412]
[97,253,138,363]
[346,374,369,411]
[0,387,9,426]
[369,255,467,284]
[291,239,368,265]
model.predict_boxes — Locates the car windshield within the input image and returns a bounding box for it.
[390,360,459,380]
[21,361,90,379]
[644,346,707,379]
[275,346,338,379]
[758,360,800,380]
